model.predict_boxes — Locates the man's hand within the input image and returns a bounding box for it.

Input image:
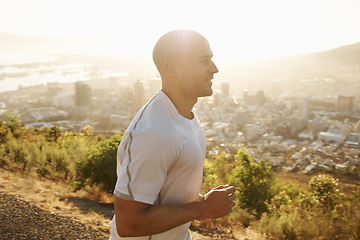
[201,185,236,219]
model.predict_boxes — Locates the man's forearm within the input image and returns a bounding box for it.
[115,197,205,237]
[139,200,205,236]
[115,185,236,237]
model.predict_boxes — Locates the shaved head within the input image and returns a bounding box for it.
[153,30,209,76]
[152,29,218,108]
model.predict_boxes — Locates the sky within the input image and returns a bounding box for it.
[1,0,360,63]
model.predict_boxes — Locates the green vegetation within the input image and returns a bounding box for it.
[74,134,122,192]
[201,148,359,239]
[229,150,274,219]
[1,112,359,239]
[0,111,120,193]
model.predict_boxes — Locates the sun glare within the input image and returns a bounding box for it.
[1,0,360,63]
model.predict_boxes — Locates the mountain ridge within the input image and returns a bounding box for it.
[1,32,360,81]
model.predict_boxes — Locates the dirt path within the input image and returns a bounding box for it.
[0,191,108,239]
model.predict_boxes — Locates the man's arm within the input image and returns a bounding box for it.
[114,185,236,237]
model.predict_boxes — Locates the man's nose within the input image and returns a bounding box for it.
[210,60,219,74]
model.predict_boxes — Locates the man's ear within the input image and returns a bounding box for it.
[164,60,179,77]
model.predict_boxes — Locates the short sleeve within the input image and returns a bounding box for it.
[113,130,178,204]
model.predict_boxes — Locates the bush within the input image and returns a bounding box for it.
[6,111,22,138]
[257,206,319,240]
[0,120,11,144]
[256,174,360,240]
[229,149,274,218]
[269,180,304,211]
[201,149,233,193]
[0,113,122,193]
[309,174,342,209]
[75,134,122,193]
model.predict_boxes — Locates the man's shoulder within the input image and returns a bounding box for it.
[142,93,178,124]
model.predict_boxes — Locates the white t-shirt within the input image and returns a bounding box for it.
[110,90,206,240]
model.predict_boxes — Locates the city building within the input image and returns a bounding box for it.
[53,90,75,108]
[75,81,92,107]
[318,131,344,144]
[133,79,145,112]
[221,82,230,99]
[307,119,326,133]
[335,95,355,112]
[302,97,311,126]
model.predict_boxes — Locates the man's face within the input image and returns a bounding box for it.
[176,38,218,98]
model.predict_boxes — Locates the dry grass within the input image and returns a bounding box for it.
[233,228,268,240]
[275,172,310,190]
[0,168,113,235]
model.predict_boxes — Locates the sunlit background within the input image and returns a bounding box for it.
[2,0,360,63]
[1,2,360,240]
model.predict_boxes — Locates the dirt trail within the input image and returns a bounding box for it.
[0,191,108,239]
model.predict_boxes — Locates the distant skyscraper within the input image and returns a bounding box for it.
[256,90,266,106]
[302,97,311,126]
[221,82,230,99]
[213,93,220,108]
[75,81,91,106]
[119,88,133,113]
[335,96,354,112]
[134,79,145,112]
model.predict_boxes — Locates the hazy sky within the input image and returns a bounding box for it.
[1,0,360,62]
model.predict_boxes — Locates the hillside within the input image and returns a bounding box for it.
[1,32,360,87]
[1,32,360,80]
[0,169,265,240]
[227,41,360,84]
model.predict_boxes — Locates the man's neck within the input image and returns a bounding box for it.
[161,88,197,119]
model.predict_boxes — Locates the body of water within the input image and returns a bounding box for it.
[0,54,128,93]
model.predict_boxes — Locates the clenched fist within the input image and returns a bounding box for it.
[201,185,236,219]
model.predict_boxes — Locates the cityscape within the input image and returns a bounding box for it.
[0,52,359,176]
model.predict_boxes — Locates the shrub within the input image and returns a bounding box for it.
[0,120,11,144]
[268,180,304,211]
[229,149,274,218]
[6,111,22,138]
[256,174,360,240]
[201,149,234,194]
[309,174,342,210]
[75,134,122,193]
[256,206,319,240]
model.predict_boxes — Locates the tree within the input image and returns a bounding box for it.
[229,149,275,218]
